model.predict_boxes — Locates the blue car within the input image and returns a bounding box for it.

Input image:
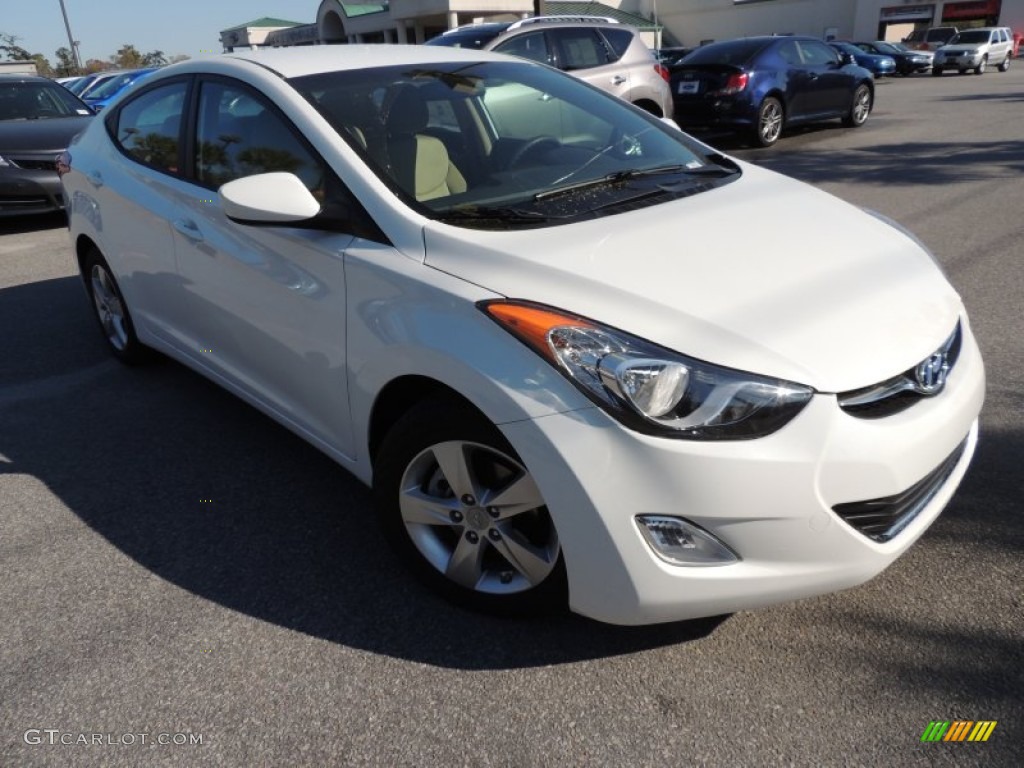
[83,68,159,112]
[670,36,875,147]
[829,41,896,77]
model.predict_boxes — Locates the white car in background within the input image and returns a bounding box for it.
[60,46,983,625]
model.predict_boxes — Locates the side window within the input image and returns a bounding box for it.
[113,81,187,174]
[799,41,839,67]
[554,29,611,70]
[494,31,551,65]
[600,28,633,62]
[777,41,802,66]
[195,80,324,193]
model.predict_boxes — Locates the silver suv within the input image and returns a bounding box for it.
[932,27,1014,75]
[426,16,673,117]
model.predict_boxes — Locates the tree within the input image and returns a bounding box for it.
[111,44,144,69]
[30,53,53,77]
[168,54,190,64]
[84,58,113,74]
[55,46,77,77]
[142,50,167,67]
[0,32,32,61]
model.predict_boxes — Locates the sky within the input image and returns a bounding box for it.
[2,0,313,65]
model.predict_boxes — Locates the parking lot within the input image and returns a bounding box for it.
[2,69,1022,766]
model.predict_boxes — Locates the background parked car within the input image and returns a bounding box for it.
[69,71,121,99]
[828,41,896,76]
[82,68,159,112]
[0,74,92,216]
[932,27,1014,75]
[669,36,874,147]
[903,26,958,51]
[426,16,672,117]
[851,41,933,75]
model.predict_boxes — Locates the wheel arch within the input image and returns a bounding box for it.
[631,98,663,117]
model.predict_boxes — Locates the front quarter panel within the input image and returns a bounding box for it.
[344,239,593,483]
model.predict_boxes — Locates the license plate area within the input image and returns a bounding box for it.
[677,80,700,95]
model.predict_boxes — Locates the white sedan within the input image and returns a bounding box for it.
[61,46,984,625]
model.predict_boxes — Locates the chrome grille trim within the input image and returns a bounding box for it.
[838,322,961,419]
[832,439,967,542]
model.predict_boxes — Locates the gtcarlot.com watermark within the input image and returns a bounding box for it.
[24,729,203,747]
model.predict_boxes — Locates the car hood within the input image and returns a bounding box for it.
[0,115,93,152]
[422,161,962,393]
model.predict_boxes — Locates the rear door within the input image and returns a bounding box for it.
[550,27,630,102]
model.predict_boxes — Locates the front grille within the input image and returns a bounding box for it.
[11,158,58,171]
[838,322,961,419]
[832,440,967,542]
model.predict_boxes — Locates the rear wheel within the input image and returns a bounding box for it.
[975,56,987,74]
[842,84,872,128]
[83,248,148,364]
[752,97,783,147]
[374,398,566,616]
[998,55,1011,72]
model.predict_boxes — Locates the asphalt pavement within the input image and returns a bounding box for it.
[1,69,1022,767]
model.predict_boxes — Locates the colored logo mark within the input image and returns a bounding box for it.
[920,720,997,742]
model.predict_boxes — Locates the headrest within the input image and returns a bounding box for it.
[382,84,428,136]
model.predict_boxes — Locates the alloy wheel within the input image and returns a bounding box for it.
[90,264,129,351]
[398,440,559,594]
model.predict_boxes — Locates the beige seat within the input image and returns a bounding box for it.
[381,85,466,202]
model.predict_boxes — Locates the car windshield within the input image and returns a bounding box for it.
[86,71,142,100]
[949,30,991,45]
[290,61,736,229]
[425,25,509,50]
[831,42,859,54]
[679,39,771,66]
[0,82,91,121]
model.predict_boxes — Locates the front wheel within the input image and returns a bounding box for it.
[932,67,943,76]
[752,96,783,147]
[975,57,987,75]
[373,398,566,615]
[842,84,872,128]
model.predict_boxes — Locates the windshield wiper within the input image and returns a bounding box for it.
[436,206,562,228]
[535,163,737,201]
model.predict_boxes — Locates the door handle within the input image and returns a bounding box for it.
[173,218,204,242]
[86,171,103,187]
[611,75,627,85]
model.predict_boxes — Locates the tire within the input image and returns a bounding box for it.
[975,57,987,75]
[83,247,149,364]
[373,397,566,616]
[998,55,1010,72]
[842,84,872,128]
[752,96,783,147]
[932,67,943,76]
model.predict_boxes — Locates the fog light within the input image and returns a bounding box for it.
[635,515,739,566]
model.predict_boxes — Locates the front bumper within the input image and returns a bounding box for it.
[934,53,983,71]
[500,320,985,625]
[0,166,65,218]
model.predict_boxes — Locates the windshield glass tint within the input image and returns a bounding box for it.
[950,31,991,45]
[0,82,91,120]
[85,72,136,99]
[291,61,725,227]
[681,39,769,66]
[425,26,508,49]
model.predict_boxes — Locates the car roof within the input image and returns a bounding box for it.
[0,73,59,84]
[205,45,517,79]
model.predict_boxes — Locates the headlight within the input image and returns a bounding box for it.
[481,301,813,440]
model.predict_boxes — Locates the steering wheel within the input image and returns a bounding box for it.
[506,136,561,169]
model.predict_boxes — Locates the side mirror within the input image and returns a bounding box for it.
[219,172,321,225]
[839,52,855,66]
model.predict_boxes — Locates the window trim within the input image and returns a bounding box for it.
[105,75,194,180]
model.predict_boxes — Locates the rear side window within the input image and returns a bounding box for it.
[683,39,770,66]
[113,81,187,174]
[799,41,840,67]
[601,28,634,61]
[553,29,612,70]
